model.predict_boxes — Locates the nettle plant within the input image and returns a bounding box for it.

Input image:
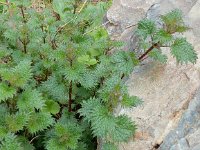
[136,9,197,63]
[0,0,197,149]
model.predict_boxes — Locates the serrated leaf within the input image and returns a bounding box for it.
[149,48,168,63]
[79,99,136,142]
[153,29,173,44]
[161,9,183,26]
[171,38,197,64]
[0,60,32,88]
[0,83,16,102]
[17,89,45,111]
[5,112,29,132]
[121,94,142,108]
[44,100,60,115]
[161,9,188,33]
[27,112,54,134]
[0,133,23,150]
[136,19,156,39]
[111,115,136,142]
[0,126,8,139]
[18,136,35,150]
[40,75,68,103]
[112,51,135,75]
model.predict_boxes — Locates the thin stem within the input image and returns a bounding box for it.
[68,80,72,112]
[77,0,88,13]
[68,59,73,112]
[41,25,46,44]
[138,43,159,61]
[29,135,43,144]
[23,39,27,53]
[19,38,28,53]
[20,6,26,23]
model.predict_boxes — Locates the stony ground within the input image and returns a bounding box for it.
[106,0,200,149]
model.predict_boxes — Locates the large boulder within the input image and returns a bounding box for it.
[106,0,200,149]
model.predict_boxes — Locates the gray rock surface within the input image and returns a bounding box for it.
[160,89,200,150]
[106,0,200,150]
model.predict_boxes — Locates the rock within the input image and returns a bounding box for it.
[106,0,200,149]
[160,89,200,150]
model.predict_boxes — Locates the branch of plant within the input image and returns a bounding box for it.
[138,43,159,61]
[77,0,88,13]
[29,135,43,144]
[20,6,26,23]
[138,42,171,61]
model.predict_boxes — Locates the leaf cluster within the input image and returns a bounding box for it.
[136,9,197,64]
[0,0,141,149]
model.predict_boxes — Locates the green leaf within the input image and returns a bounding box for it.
[64,64,86,82]
[88,59,98,65]
[0,83,16,102]
[161,9,183,26]
[153,29,173,44]
[0,60,32,88]
[79,99,136,142]
[77,55,90,63]
[111,115,136,142]
[27,112,54,134]
[46,120,82,150]
[78,55,98,66]
[88,49,101,57]
[52,0,66,14]
[149,48,168,63]
[161,9,188,33]
[112,51,136,75]
[40,75,68,103]
[171,38,197,64]
[5,112,29,132]
[18,136,35,150]
[0,133,23,150]
[0,126,8,139]
[44,100,60,115]
[17,89,45,111]
[121,94,142,108]
[52,0,74,20]
[136,19,156,39]
[80,72,98,89]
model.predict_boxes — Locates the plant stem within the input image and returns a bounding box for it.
[68,80,72,112]
[68,60,73,112]
[138,43,159,61]
[20,6,26,23]
[23,39,27,53]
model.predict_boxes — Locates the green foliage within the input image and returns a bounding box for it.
[136,9,197,64]
[0,133,23,150]
[5,112,29,132]
[0,83,16,102]
[0,0,196,149]
[171,38,197,64]
[0,60,32,88]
